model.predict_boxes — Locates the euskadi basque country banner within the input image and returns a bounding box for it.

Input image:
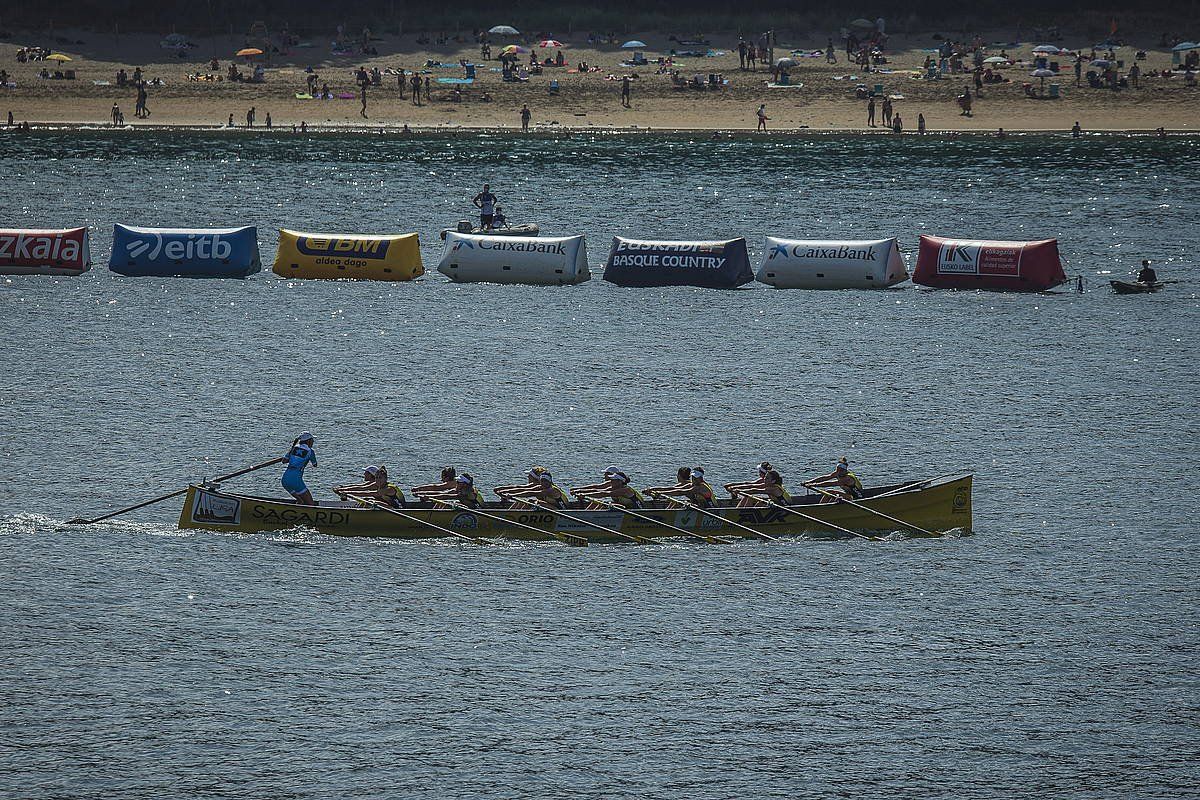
[0,227,91,275]
[913,235,1066,291]
[603,237,754,288]
[109,224,261,277]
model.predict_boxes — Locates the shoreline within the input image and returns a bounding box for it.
[2,121,1191,136]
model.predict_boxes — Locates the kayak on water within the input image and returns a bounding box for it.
[1110,280,1164,294]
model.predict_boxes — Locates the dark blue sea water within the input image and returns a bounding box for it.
[1,131,1197,798]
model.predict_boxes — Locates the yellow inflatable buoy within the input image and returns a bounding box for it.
[272,229,424,281]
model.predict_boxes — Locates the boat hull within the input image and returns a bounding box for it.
[1110,280,1162,294]
[178,474,973,542]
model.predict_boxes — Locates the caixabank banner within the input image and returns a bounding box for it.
[109,224,261,277]
[438,232,590,285]
[603,237,753,288]
[0,227,91,275]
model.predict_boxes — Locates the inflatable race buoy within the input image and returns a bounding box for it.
[437,232,589,285]
[0,227,91,275]
[913,236,1066,291]
[756,237,908,288]
[109,224,261,277]
[602,237,753,288]
[272,229,423,281]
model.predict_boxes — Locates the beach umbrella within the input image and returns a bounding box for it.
[622,40,647,49]
[850,18,874,29]
[1090,59,1112,68]
[489,25,519,36]
[45,53,72,62]
[500,44,529,55]
[1032,45,1060,54]
[1172,42,1199,51]
[775,57,797,69]
[538,40,564,49]
[1030,67,1054,91]
[236,47,263,57]
[983,56,1009,65]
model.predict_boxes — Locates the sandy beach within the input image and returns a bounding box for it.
[1,28,1197,133]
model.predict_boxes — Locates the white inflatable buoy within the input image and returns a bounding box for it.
[437,232,589,285]
[756,237,908,289]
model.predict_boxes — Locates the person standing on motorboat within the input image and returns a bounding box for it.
[473,184,498,229]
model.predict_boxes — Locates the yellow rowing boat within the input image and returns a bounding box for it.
[177,474,972,542]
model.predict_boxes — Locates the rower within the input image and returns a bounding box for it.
[334,464,380,498]
[1137,259,1158,284]
[281,432,317,505]
[412,466,457,497]
[647,467,716,508]
[493,466,547,497]
[731,468,792,508]
[724,461,773,498]
[572,467,645,509]
[497,470,570,508]
[644,467,692,497]
[804,457,864,501]
[339,465,406,508]
[452,473,486,507]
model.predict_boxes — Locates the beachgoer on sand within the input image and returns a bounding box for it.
[520,104,531,132]
[756,104,768,131]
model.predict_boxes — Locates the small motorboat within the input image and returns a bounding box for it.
[439,221,540,240]
[1110,280,1164,294]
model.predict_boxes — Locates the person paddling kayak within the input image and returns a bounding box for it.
[281,432,317,505]
[1137,260,1158,283]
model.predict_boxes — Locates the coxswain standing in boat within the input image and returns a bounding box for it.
[646,467,717,508]
[280,433,317,505]
[729,467,792,508]
[412,466,458,497]
[572,468,645,509]
[497,469,571,508]
[804,458,864,501]
[1137,259,1158,284]
[472,183,498,230]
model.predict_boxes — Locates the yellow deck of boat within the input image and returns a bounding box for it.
[177,474,972,542]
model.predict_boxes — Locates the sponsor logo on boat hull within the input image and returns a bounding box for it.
[248,505,351,528]
[192,491,242,525]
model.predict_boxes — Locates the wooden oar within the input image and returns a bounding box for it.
[359,498,495,546]
[595,498,732,544]
[67,457,282,525]
[661,497,780,542]
[527,500,654,545]
[806,485,937,536]
[430,499,589,547]
[753,497,878,541]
